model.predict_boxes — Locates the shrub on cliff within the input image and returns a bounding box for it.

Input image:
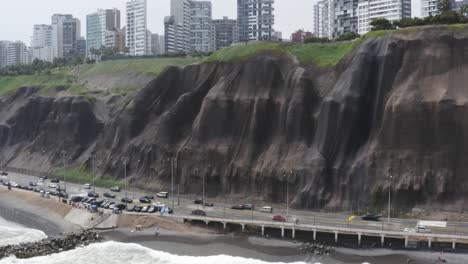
[370,18,396,31]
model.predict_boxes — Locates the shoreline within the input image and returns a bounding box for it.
[2,188,468,263]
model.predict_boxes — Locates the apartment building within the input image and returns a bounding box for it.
[126,0,148,56]
[237,0,275,41]
[51,14,81,58]
[0,41,29,67]
[357,0,411,34]
[87,8,121,56]
[31,24,54,62]
[212,17,237,50]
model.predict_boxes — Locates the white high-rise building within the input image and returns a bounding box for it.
[0,41,29,67]
[314,0,334,38]
[87,9,120,57]
[421,0,439,18]
[31,24,54,62]
[237,0,275,41]
[357,0,411,34]
[126,0,148,56]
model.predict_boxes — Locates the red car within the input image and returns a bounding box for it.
[272,215,286,222]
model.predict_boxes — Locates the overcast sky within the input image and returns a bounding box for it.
[1,0,315,44]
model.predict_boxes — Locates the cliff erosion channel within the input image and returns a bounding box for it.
[1,26,468,212]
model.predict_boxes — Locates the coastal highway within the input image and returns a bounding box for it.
[4,171,468,236]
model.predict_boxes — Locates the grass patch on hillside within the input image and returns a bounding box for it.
[205,41,359,67]
[53,166,126,189]
[0,70,73,95]
[78,57,200,78]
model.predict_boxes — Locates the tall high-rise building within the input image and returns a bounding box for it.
[151,33,164,55]
[164,15,187,53]
[237,0,275,42]
[421,0,439,17]
[357,0,411,34]
[212,17,237,50]
[171,0,191,51]
[31,24,54,62]
[314,0,334,38]
[0,41,29,68]
[334,0,359,37]
[51,14,81,58]
[190,1,213,52]
[126,0,148,56]
[105,28,126,53]
[159,35,166,54]
[87,8,121,56]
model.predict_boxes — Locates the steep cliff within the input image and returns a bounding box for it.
[2,26,468,211]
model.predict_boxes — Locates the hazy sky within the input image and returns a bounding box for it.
[1,0,314,44]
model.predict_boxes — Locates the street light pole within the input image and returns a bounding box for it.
[387,174,393,223]
[122,157,128,200]
[92,154,96,193]
[61,150,67,193]
[171,157,174,209]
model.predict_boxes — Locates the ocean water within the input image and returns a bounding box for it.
[0,217,47,247]
[0,241,310,264]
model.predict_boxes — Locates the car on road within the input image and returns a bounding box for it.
[272,215,287,222]
[0,172,8,176]
[110,186,121,192]
[50,178,60,183]
[203,202,214,207]
[361,213,382,221]
[103,192,116,199]
[243,204,255,210]
[29,181,37,187]
[194,198,204,204]
[83,183,92,189]
[139,198,151,204]
[191,210,206,216]
[142,195,154,200]
[231,205,244,210]
[87,191,99,198]
[259,206,273,213]
[156,192,169,198]
[416,225,432,233]
[121,197,133,203]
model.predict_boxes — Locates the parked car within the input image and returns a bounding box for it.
[0,171,8,176]
[142,195,154,200]
[50,178,60,183]
[48,183,58,189]
[259,206,273,213]
[58,191,68,198]
[110,186,121,192]
[141,206,149,213]
[243,204,255,210]
[9,182,18,188]
[70,195,84,203]
[231,205,244,210]
[191,209,206,216]
[272,215,287,222]
[115,203,127,210]
[103,192,116,199]
[156,192,169,198]
[194,198,204,204]
[139,198,151,204]
[29,181,37,187]
[83,183,92,189]
[134,205,143,212]
[203,202,214,207]
[49,190,59,196]
[39,176,48,180]
[147,206,156,213]
[87,191,99,198]
[121,197,133,203]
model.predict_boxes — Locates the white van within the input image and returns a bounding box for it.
[156,192,169,198]
[259,206,273,213]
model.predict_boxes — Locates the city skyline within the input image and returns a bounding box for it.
[0,0,314,45]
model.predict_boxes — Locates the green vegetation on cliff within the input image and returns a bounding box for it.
[54,166,126,189]
[0,57,199,96]
[205,41,357,67]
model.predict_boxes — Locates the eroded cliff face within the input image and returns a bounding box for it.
[2,27,468,211]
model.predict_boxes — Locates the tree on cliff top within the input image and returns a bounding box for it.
[370,18,396,31]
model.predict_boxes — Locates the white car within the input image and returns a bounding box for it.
[153,202,166,208]
[83,183,92,189]
[403,228,416,233]
[48,183,58,188]
[259,206,273,213]
[9,181,18,187]
[156,192,169,198]
[416,225,432,233]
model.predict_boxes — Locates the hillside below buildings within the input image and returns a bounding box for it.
[0,26,468,212]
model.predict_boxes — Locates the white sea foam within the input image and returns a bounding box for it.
[0,241,307,264]
[0,217,47,247]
